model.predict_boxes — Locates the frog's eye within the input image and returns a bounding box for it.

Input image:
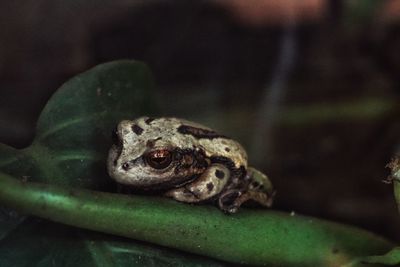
[145,149,172,169]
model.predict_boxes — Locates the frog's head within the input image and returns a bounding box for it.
[107,117,207,190]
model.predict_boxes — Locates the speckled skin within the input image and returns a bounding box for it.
[107,117,273,213]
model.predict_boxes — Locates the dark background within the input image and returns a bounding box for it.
[1,1,400,240]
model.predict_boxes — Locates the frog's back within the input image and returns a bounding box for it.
[134,117,248,169]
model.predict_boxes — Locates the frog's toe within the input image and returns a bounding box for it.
[222,205,239,214]
[218,189,242,214]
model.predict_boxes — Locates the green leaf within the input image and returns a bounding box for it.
[361,247,400,266]
[340,247,400,267]
[0,218,223,267]
[0,172,394,266]
[0,60,157,188]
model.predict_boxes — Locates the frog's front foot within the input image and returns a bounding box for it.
[218,189,275,214]
[218,189,242,213]
[218,167,275,214]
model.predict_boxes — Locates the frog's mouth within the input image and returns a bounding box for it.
[118,174,200,194]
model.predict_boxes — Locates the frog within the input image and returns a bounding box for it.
[107,117,274,213]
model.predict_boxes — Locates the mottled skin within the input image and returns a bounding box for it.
[107,117,274,213]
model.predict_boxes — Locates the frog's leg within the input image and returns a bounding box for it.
[165,163,230,203]
[247,167,274,192]
[218,167,275,213]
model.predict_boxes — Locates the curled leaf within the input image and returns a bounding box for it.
[0,172,393,266]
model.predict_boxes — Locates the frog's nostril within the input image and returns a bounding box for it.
[122,162,130,171]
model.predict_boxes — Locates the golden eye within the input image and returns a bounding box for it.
[145,150,172,169]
